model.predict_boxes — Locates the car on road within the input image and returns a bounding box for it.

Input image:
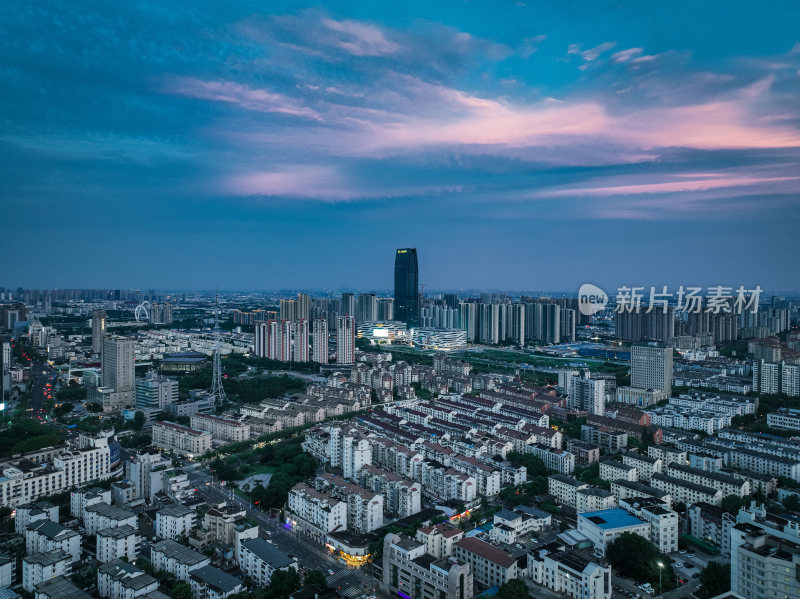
[328,570,335,576]
[674,562,684,568]
[687,552,695,558]
[679,549,686,554]
[692,573,700,579]
[684,563,694,569]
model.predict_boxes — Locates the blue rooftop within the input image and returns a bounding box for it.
[579,508,644,530]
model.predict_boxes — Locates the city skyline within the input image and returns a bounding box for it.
[2,1,800,291]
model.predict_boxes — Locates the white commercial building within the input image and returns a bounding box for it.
[576,508,651,556]
[0,444,111,508]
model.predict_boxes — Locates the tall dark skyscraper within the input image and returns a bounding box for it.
[394,248,419,326]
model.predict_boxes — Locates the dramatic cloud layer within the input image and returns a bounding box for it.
[1,1,799,290]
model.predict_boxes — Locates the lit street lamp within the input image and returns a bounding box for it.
[657,562,664,596]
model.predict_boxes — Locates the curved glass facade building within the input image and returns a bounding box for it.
[394,248,419,327]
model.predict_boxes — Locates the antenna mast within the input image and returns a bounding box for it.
[210,294,227,405]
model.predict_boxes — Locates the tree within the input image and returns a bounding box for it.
[697,561,731,599]
[721,494,743,514]
[133,411,146,431]
[303,570,328,590]
[266,568,302,599]
[606,532,669,588]
[495,579,530,599]
[172,582,192,599]
[782,493,800,512]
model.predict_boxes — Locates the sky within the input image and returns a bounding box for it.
[2,1,800,293]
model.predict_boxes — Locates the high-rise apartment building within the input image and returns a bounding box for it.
[394,248,419,326]
[254,320,288,361]
[479,303,500,345]
[356,294,377,323]
[312,319,328,364]
[542,304,561,344]
[279,299,297,322]
[569,371,606,416]
[458,302,478,342]
[336,315,355,364]
[630,343,673,396]
[293,319,309,362]
[377,298,394,321]
[560,308,576,343]
[296,294,310,321]
[92,309,107,354]
[341,293,355,318]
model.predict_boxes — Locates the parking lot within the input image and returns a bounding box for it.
[612,550,720,599]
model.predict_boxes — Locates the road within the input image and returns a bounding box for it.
[197,482,378,599]
[29,361,57,421]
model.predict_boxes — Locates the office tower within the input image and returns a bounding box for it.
[377,298,394,321]
[458,302,477,342]
[101,336,136,408]
[341,293,355,318]
[542,304,561,344]
[312,319,328,364]
[135,371,178,411]
[296,294,310,321]
[479,303,500,344]
[394,248,419,326]
[630,343,673,395]
[336,315,355,364]
[356,294,377,323]
[293,319,309,362]
[443,294,459,310]
[569,371,606,415]
[560,308,576,343]
[279,299,297,322]
[91,309,107,354]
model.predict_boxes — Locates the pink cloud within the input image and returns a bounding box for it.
[164,77,321,120]
[531,175,800,198]
[225,166,464,201]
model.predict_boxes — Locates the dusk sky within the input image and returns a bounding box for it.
[2,1,800,293]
